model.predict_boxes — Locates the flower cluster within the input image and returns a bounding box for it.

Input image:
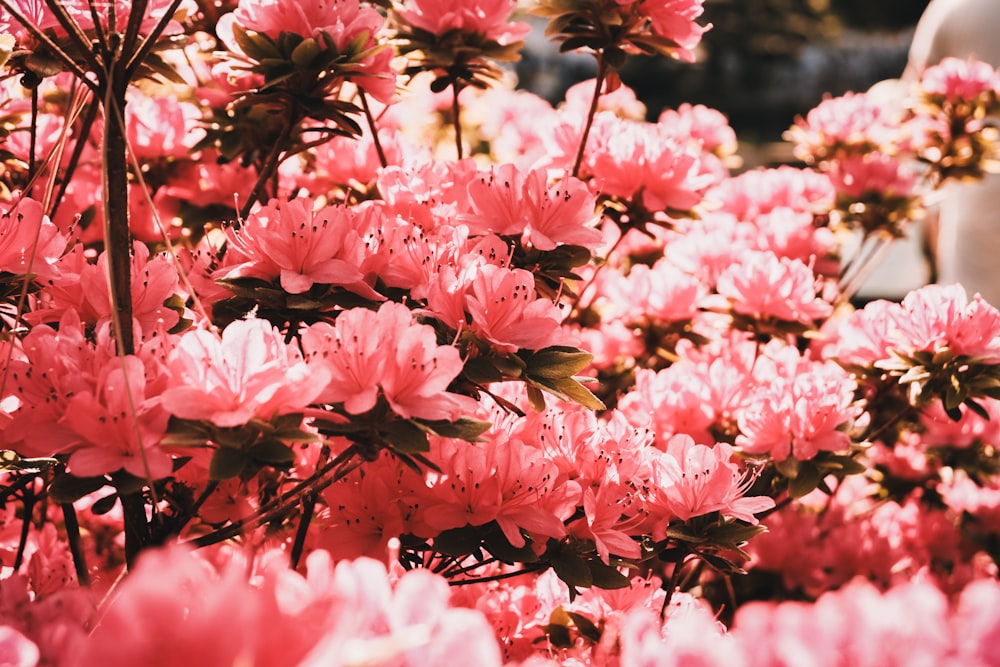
[0,3,999,667]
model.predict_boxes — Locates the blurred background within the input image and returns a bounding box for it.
[518,0,933,161]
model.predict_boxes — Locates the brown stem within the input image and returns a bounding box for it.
[240,117,295,219]
[102,77,134,356]
[12,484,34,571]
[61,503,90,586]
[572,52,608,179]
[289,494,315,570]
[452,82,463,161]
[360,89,388,169]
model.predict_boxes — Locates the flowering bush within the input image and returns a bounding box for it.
[0,1,999,665]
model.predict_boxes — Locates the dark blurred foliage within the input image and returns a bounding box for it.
[516,0,933,145]
[614,0,933,142]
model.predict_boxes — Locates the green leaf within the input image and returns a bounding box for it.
[527,346,594,379]
[415,418,492,442]
[48,474,108,504]
[433,526,483,557]
[382,420,430,454]
[290,37,320,67]
[209,447,249,481]
[788,462,823,498]
[248,440,296,467]
[586,561,631,590]
[566,611,603,643]
[525,383,547,412]
[550,552,593,589]
[91,493,119,516]
[463,357,503,385]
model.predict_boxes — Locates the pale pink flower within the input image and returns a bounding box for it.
[162,318,328,428]
[709,165,836,221]
[788,91,901,162]
[648,435,774,525]
[658,102,736,156]
[715,251,833,326]
[0,627,38,667]
[894,283,1000,360]
[584,112,717,212]
[736,361,861,462]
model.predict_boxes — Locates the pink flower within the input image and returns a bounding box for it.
[218,197,373,297]
[394,0,530,45]
[894,283,1000,360]
[0,197,66,282]
[736,361,861,462]
[64,355,173,479]
[649,435,774,524]
[921,56,1000,104]
[463,264,565,353]
[218,0,396,102]
[302,302,475,420]
[788,91,901,162]
[636,0,710,62]
[162,318,328,428]
[463,164,602,251]
[715,251,833,326]
[828,151,919,200]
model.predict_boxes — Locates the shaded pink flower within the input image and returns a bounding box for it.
[828,151,919,201]
[394,0,530,45]
[162,318,328,428]
[636,0,710,62]
[0,197,66,282]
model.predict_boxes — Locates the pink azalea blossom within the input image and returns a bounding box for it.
[0,197,66,282]
[162,318,328,428]
[736,360,861,462]
[463,163,602,251]
[715,251,833,326]
[460,263,566,353]
[894,283,1000,360]
[648,435,774,526]
[218,197,375,297]
[302,301,475,420]
[921,56,1000,104]
[394,0,530,45]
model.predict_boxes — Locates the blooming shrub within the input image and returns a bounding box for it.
[0,1,999,665]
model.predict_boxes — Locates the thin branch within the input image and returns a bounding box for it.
[451,82,463,161]
[0,0,98,92]
[119,0,149,59]
[61,503,90,586]
[359,88,388,168]
[185,451,362,549]
[572,51,608,179]
[125,0,185,76]
[240,116,295,219]
[42,0,103,72]
[448,563,547,586]
[289,494,316,570]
